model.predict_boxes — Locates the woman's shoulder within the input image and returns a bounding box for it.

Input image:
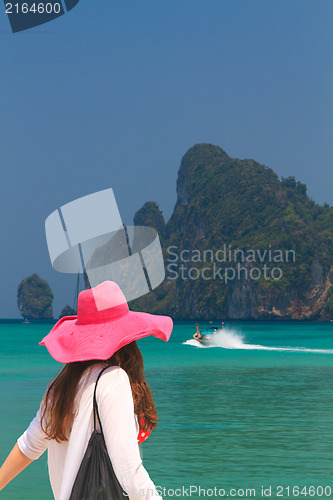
[75,364,129,399]
[92,365,132,407]
[100,364,129,384]
[88,364,130,389]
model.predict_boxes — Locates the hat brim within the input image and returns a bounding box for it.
[39,311,173,363]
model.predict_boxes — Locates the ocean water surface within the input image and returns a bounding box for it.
[0,320,332,499]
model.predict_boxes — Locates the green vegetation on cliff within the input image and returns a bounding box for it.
[133,202,166,239]
[131,144,333,320]
[17,274,54,319]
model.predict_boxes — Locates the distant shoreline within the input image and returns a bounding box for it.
[0,318,332,324]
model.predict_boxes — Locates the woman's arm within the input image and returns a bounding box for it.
[0,406,49,492]
[0,443,33,491]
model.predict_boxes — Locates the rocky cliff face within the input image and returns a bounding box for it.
[225,265,333,320]
[133,202,166,239]
[17,274,54,319]
[130,143,333,320]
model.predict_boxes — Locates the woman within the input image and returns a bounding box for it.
[0,281,173,499]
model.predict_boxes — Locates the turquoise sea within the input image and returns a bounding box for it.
[0,320,332,500]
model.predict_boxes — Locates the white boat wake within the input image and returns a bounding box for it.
[183,328,333,354]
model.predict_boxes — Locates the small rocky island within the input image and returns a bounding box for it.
[17,274,54,319]
[59,305,76,318]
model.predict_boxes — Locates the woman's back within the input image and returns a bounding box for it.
[18,364,160,500]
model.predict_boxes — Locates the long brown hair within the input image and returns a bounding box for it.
[40,341,158,442]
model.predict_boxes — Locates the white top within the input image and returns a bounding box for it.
[17,364,162,500]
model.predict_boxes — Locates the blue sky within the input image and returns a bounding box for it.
[0,0,332,317]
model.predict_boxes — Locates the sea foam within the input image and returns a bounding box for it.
[183,328,333,354]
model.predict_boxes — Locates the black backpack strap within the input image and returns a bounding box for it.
[93,365,111,432]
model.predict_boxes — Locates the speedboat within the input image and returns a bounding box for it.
[193,323,222,345]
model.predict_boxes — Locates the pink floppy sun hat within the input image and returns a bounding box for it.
[39,281,173,363]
